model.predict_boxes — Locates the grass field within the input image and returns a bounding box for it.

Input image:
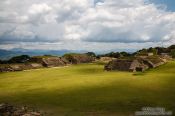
[0,61,175,116]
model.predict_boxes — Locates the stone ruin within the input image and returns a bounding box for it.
[142,56,166,68]
[29,57,69,67]
[0,54,95,72]
[0,103,42,116]
[105,59,149,72]
[0,56,69,72]
[104,56,166,72]
[97,57,116,63]
[63,54,95,64]
[0,63,43,72]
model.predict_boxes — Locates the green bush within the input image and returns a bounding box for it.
[170,49,175,58]
[8,55,30,63]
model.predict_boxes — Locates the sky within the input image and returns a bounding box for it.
[0,0,175,52]
[150,0,175,11]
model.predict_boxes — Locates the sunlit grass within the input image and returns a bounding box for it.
[0,62,175,116]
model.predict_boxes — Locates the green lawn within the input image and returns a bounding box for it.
[0,61,175,116]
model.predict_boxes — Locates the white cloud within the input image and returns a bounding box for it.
[0,0,175,51]
[78,0,175,43]
[28,3,52,15]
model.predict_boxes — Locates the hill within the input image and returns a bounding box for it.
[0,48,86,60]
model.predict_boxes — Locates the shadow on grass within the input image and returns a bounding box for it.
[0,79,174,116]
[133,72,146,76]
[1,62,175,115]
[71,64,104,75]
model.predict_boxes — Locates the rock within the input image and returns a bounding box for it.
[104,56,166,72]
[104,58,148,72]
[30,112,41,116]
[29,56,68,67]
[22,113,32,116]
[42,57,68,67]
[63,54,95,64]
[0,103,42,116]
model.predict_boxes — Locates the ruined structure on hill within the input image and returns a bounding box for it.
[97,57,116,63]
[30,56,69,67]
[141,56,165,68]
[0,56,68,72]
[0,54,95,72]
[160,53,173,62]
[63,54,95,64]
[104,56,166,72]
[42,57,68,67]
[0,63,43,72]
[104,59,149,72]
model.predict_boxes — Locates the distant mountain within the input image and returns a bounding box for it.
[0,48,87,60]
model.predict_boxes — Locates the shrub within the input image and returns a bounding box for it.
[8,55,30,63]
[170,49,175,58]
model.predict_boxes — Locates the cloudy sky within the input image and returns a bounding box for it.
[0,0,175,52]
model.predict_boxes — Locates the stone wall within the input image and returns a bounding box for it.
[104,59,141,72]
[42,57,68,67]
[104,56,166,72]
[97,57,116,63]
[0,56,69,72]
[63,54,94,64]
[0,63,43,72]
[142,56,165,68]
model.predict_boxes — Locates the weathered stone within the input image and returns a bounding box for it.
[63,54,94,64]
[0,103,42,116]
[9,64,23,71]
[30,112,41,116]
[97,57,116,63]
[29,56,68,67]
[42,57,68,67]
[104,59,148,72]
[142,56,165,68]
[0,63,45,72]
[104,56,166,72]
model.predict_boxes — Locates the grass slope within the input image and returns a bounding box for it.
[0,61,175,116]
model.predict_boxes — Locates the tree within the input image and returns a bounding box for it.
[170,49,175,58]
[120,52,131,57]
[8,55,30,63]
[155,47,168,55]
[147,48,158,55]
[85,52,96,57]
[168,45,175,50]
[106,52,115,57]
[112,52,121,58]
[136,49,147,55]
